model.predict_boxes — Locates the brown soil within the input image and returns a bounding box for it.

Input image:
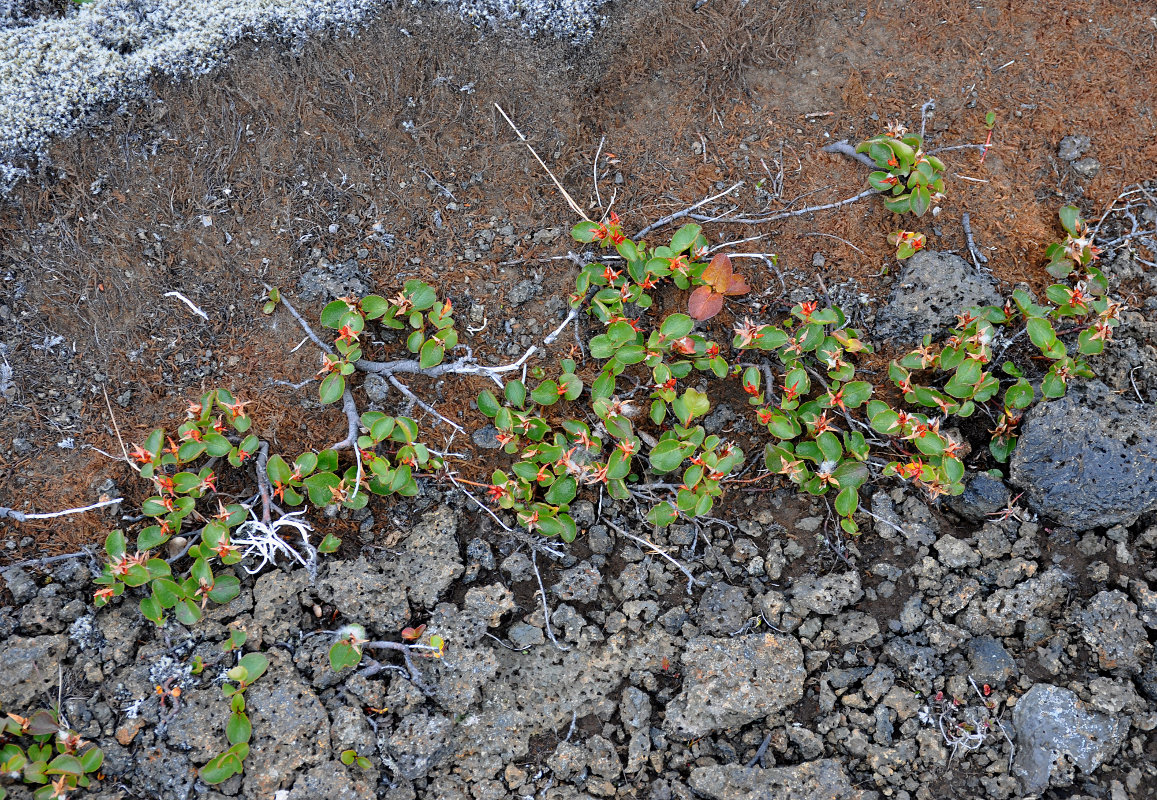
[1,0,1156,555]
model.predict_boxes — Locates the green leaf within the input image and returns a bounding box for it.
[78,746,103,773]
[320,300,353,329]
[531,381,560,406]
[816,431,842,463]
[266,454,291,485]
[175,598,202,627]
[105,529,127,560]
[649,439,689,473]
[766,412,801,440]
[670,223,701,253]
[208,574,241,605]
[660,313,695,339]
[319,373,345,405]
[840,381,873,408]
[477,390,500,418]
[318,533,342,553]
[305,472,342,506]
[909,184,931,216]
[200,753,241,785]
[226,712,251,746]
[46,754,84,777]
[545,475,578,505]
[151,578,181,608]
[404,280,438,311]
[504,379,527,409]
[238,653,269,683]
[1004,379,1035,409]
[419,339,445,368]
[834,486,859,517]
[1026,317,1057,350]
[1058,205,1081,237]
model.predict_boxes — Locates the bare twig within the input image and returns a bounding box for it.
[919,99,936,139]
[388,375,465,434]
[361,641,435,697]
[532,549,569,651]
[801,231,866,256]
[0,550,95,572]
[745,731,774,768]
[495,102,590,222]
[604,519,701,594]
[163,291,209,321]
[0,498,122,523]
[592,135,605,211]
[254,441,273,525]
[962,212,989,273]
[820,140,876,169]
[688,187,878,226]
[634,181,745,239]
[276,292,335,356]
[331,387,361,449]
[102,386,137,472]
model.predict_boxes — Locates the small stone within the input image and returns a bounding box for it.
[1057,134,1091,161]
[811,253,826,267]
[553,562,601,603]
[789,571,862,616]
[935,534,980,569]
[363,373,389,404]
[1073,590,1152,674]
[1013,684,1125,794]
[967,636,1018,687]
[664,634,804,738]
[463,584,514,627]
[689,760,855,800]
[471,424,502,450]
[697,583,752,635]
[507,622,544,649]
[1071,157,1101,178]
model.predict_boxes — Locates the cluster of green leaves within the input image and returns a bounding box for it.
[857,129,946,217]
[733,303,874,534]
[889,207,1122,465]
[328,624,445,673]
[200,648,269,785]
[572,220,750,324]
[1,710,103,800]
[95,388,438,626]
[341,749,373,770]
[478,277,750,535]
[266,410,440,520]
[316,281,454,404]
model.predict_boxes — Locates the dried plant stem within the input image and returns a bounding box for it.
[820,140,877,169]
[0,497,122,523]
[604,519,701,594]
[362,641,435,697]
[689,187,878,226]
[388,375,465,434]
[635,181,744,239]
[532,549,568,651]
[495,102,590,222]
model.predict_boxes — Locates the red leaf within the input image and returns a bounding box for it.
[688,287,724,320]
[700,253,733,293]
[724,274,750,296]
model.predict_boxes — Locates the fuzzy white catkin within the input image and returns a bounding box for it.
[0,0,608,192]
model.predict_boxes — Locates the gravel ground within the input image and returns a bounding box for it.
[0,0,607,189]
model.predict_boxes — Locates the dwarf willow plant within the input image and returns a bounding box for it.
[199,651,268,785]
[889,206,1122,463]
[1,710,103,800]
[858,125,946,217]
[94,388,439,626]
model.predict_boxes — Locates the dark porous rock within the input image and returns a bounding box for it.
[1013,684,1125,794]
[967,635,1018,687]
[0,634,68,709]
[789,571,862,616]
[882,637,941,694]
[1057,134,1091,161]
[1010,380,1157,530]
[252,569,311,644]
[697,582,752,635]
[316,556,410,638]
[689,759,865,800]
[2,566,37,604]
[286,761,375,800]
[381,712,454,781]
[297,258,371,302]
[950,472,1011,522]
[553,561,602,604]
[379,505,465,610]
[664,634,804,738]
[874,250,1002,344]
[242,650,331,796]
[1072,590,1152,674]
